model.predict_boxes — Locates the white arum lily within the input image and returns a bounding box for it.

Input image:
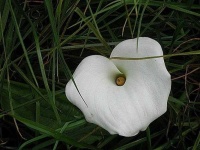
[65,37,171,137]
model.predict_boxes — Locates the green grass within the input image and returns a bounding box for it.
[0,0,200,149]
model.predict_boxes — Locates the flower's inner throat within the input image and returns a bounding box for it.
[115,75,126,86]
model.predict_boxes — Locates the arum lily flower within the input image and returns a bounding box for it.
[65,37,171,137]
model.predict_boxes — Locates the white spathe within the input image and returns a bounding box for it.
[65,37,171,137]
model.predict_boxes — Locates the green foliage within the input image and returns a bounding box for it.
[0,0,199,149]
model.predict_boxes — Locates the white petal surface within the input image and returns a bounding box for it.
[65,37,171,137]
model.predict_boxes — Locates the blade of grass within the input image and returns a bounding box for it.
[45,0,87,106]
[53,121,71,150]
[43,0,62,124]
[146,127,152,150]
[110,50,200,60]
[44,0,88,108]
[86,0,103,40]
[13,63,48,102]
[0,12,7,101]
[124,0,200,17]
[137,0,149,38]
[192,132,200,150]
[32,139,56,150]
[8,0,39,87]
[19,119,87,149]
[141,6,166,35]
[75,7,111,52]
[14,115,96,149]
[0,1,9,39]
[97,135,118,148]
[116,129,165,150]
[123,0,134,37]
[19,134,49,150]
[80,0,105,56]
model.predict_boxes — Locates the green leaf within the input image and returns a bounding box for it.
[15,115,95,149]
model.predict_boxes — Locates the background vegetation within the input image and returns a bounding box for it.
[0,0,200,149]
